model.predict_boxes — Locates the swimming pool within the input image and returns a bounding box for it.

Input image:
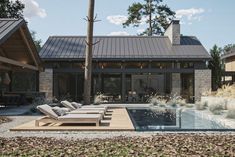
[127,107,235,131]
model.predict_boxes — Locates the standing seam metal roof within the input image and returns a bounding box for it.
[39,36,211,60]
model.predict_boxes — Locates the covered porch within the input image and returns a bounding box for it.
[0,19,42,106]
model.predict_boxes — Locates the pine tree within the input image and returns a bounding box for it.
[123,0,175,36]
[0,0,24,18]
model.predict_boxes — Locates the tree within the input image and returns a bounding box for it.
[223,44,235,54]
[0,0,42,52]
[0,0,24,18]
[123,0,175,36]
[84,0,95,105]
[208,45,223,90]
[31,31,42,51]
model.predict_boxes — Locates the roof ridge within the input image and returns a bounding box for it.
[49,35,169,38]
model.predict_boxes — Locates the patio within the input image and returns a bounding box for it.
[10,108,135,131]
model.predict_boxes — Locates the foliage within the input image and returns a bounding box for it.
[123,0,175,36]
[209,103,224,115]
[223,44,235,54]
[0,136,235,156]
[226,109,235,119]
[205,84,235,98]
[208,45,223,90]
[148,95,166,107]
[30,31,42,51]
[0,0,24,18]
[94,93,105,105]
[195,101,208,110]
[167,94,186,107]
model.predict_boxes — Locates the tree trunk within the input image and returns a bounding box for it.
[148,0,153,36]
[84,0,95,105]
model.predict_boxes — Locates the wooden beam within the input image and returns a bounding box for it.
[19,27,39,68]
[0,64,12,70]
[0,56,38,71]
[0,47,7,57]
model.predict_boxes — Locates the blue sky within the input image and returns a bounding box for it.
[22,0,235,51]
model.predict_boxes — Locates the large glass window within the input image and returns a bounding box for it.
[151,62,173,69]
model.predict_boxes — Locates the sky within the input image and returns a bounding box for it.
[19,0,235,51]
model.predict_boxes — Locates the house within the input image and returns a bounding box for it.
[0,19,42,105]
[39,20,211,103]
[222,47,235,83]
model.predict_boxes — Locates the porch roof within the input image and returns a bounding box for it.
[0,18,42,71]
[39,36,211,61]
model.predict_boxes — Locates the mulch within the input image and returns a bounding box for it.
[0,134,234,156]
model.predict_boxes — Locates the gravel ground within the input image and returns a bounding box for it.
[1,116,235,140]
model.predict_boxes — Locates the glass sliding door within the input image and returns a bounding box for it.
[54,73,78,101]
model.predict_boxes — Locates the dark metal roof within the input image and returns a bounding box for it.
[39,36,210,61]
[0,18,25,45]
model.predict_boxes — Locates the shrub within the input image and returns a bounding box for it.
[148,95,166,107]
[195,101,207,110]
[209,103,224,115]
[226,109,235,119]
[94,93,105,105]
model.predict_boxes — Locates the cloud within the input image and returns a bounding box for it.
[12,0,47,19]
[176,8,205,24]
[137,29,145,34]
[107,15,128,25]
[108,31,130,36]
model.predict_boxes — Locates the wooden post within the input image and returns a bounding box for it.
[84,0,95,105]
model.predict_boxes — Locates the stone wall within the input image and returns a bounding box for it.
[39,68,53,100]
[164,20,180,45]
[171,73,181,95]
[194,69,211,101]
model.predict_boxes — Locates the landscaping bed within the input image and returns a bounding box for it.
[0,116,11,125]
[0,134,234,156]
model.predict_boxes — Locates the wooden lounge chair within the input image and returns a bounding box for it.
[36,104,102,126]
[61,100,108,111]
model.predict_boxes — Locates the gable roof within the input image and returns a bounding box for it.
[0,18,25,45]
[39,36,210,61]
[0,18,42,70]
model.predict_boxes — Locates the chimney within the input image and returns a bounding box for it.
[164,20,180,45]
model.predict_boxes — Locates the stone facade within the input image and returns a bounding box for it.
[164,20,180,45]
[39,68,53,100]
[194,69,211,101]
[171,73,181,95]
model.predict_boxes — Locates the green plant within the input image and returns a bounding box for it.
[226,109,235,119]
[209,103,224,115]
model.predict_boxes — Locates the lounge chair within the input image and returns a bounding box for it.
[61,100,108,112]
[36,104,102,126]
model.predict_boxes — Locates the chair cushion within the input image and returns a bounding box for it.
[61,100,76,110]
[71,102,82,109]
[37,104,58,119]
[58,114,102,121]
[52,107,69,116]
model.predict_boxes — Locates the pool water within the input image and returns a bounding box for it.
[127,107,234,131]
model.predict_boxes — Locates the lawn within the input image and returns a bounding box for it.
[0,134,234,156]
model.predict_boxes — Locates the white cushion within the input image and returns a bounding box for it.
[37,104,58,119]
[71,102,82,109]
[52,107,69,116]
[61,100,76,110]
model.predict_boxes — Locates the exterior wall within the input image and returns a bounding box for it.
[164,20,180,45]
[39,68,53,100]
[225,60,235,71]
[194,69,211,101]
[171,73,181,95]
